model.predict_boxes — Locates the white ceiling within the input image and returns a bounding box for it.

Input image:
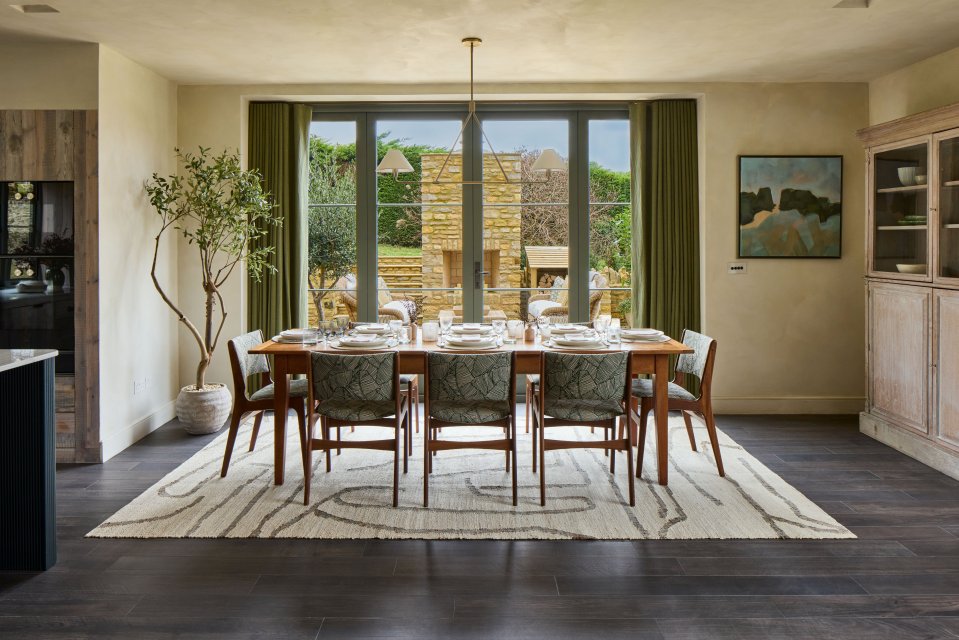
[2,0,959,85]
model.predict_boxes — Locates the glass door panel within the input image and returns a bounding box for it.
[587,119,632,325]
[375,119,463,325]
[307,121,359,325]
[872,142,929,276]
[938,134,959,280]
[480,119,569,323]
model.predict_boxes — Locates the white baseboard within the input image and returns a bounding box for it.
[100,400,177,461]
[712,396,865,415]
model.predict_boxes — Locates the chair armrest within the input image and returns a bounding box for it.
[542,305,569,318]
[528,293,551,302]
[377,306,405,322]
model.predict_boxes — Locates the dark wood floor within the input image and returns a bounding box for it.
[2,414,959,639]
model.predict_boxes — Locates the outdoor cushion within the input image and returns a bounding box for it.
[382,300,410,324]
[250,378,309,402]
[528,299,561,319]
[631,378,697,402]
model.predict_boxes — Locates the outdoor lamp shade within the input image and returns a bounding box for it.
[530,148,566,172]
[376,149,414,174]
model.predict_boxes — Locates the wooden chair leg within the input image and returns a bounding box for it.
[336,426,342,455]
[511,415,518,507]
[702,406,725,477]
[609,424,616,474]
[403,411,409,475]
[393,420,400,508]
[303,415,316,506]
[294,403,307,473]
[525,380,532,434]
[423,417,430,507]
[248,411,264,452]
[625,421,636,507]
[324,417,332,473]
[539,417,547,506]
[532,405,538,473]
[413,379,420,435]
[683,410,698,451]
[636,397,650,478]
[220,409,244,478]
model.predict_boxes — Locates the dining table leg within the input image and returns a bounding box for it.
[653,353,670,486]
[273,354,289,485]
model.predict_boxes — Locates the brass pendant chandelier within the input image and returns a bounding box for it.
[375,37,566,185]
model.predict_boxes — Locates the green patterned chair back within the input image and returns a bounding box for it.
[427,352,513,404]
[543,352,629,404]
[310,352,396,403]
[676,329,715,382]
[228,330,271,398]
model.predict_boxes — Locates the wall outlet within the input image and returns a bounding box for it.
[727,262,748,275]
[133,377,148,396]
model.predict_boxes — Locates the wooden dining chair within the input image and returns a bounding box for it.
[423,351,517,507]
[531,351,635,506]
[303,351,409,507]
[630,329,724,478]
[220,330,307,478]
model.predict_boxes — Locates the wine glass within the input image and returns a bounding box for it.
[335,316,349,337]
[388,319,403,339]
[595,314,611,339]
[536,315,550,342]
[438,313,453,343]
[492,318,506,343]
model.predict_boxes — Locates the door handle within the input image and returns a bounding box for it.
[474,261,490,289]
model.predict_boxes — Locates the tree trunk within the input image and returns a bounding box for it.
[195,356,210,391]
[197,287,215,389]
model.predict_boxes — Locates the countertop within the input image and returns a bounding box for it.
[0,349,58,374]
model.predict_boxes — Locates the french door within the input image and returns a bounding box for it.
[308,104,630,326]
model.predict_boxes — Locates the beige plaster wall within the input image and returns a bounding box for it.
[177,81,868,413]
[0,42,99,110]
[97,46,179,459]
[870,45,959,125]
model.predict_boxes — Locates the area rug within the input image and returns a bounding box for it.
[88,414,854,540]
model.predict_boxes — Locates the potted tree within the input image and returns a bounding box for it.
[146,147,280,434]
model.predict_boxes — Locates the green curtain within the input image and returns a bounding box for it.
[629,99,700,342]
[247,102,311,339]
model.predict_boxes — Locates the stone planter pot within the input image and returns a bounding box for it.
[175,384,232,435]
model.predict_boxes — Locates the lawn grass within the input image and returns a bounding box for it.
[378,244,422,257]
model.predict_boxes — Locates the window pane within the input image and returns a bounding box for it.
[482,119,568,322]
[307,121,358,325]
[376,119,462,324]
[588,120,631,324]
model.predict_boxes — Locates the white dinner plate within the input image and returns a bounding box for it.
[622,328,664,338]
[451,325,493,335]
[271,335,318,344]
[440,343,501,351]
[330,341,391,351]
[354,325,391,334]
[621,334,670,343]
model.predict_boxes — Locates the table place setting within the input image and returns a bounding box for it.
[440,330,501,350]
[545,331,610,350]
[272,328,320,344]
[330,333,397,351]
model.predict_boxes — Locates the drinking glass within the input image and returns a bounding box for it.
[422,321,439,342]
[389,319,403,339]
[536,315,550,342]
[492,318,506,342]
[335,316,349,336]
[439,314,453,335]
[506,319,523,340]
[595,315,611,339]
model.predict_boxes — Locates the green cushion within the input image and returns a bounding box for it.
[631,378,696,402]
[430,400,511,424]
[543,398,624,422]
[316,399,396,422]
[249,378,309,402]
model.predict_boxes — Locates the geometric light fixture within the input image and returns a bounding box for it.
[376,37,566,185]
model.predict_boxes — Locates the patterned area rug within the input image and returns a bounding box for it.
[88,414,854,540]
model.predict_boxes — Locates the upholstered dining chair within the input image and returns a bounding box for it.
[221,330,308,478]
[423,351,517,507]
[631,329,724,478]
[524,322,592,434]
[531,351,635,506]
[304,351,409,507]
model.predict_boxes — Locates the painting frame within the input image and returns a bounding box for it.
[737,154,843,259]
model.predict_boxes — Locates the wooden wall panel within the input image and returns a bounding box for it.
[0,110,99,463]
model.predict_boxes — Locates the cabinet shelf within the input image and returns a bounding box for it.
[943,180,959,188]
[877,225,927,231]
[877,184,928,194]
[944,224,959,229]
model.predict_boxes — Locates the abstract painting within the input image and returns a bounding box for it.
[738,155,843,258]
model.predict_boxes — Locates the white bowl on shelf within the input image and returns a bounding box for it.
[896,263,926,274]
[898,167,918,186]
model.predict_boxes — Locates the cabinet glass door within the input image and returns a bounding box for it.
[938,133,959,281]
[872,142,930,277]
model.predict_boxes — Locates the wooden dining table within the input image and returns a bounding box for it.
[250,335,693,487]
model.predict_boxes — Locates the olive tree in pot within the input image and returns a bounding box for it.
[146,148,280,434]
